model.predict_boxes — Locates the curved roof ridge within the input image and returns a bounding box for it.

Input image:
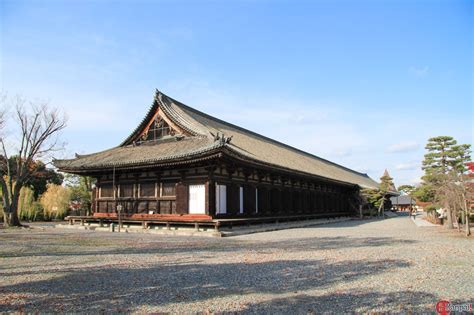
[160,90,372,180]
[156,92,207,137]
[119,98,158,146]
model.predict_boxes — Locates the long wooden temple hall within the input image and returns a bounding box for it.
[55,90,379,231]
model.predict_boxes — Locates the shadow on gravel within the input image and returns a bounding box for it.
[0,234,418,259]
[263,236,417,252]
[239,290,437,313]
[314,217,409,228]
[0,258,412,313]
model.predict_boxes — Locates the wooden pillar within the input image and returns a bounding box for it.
[133,173,139,214]
[91,187,97,214]
[176,170,188,214]
[244,183,256,215]
[280,177,287,215]
[95,177,100,213]
[228,183,239,215]
[288,181,294,215]
[321,186,327,212]
[206,167,216,217]
[155,171,162,214]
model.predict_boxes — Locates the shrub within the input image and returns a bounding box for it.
[18,186,35,221]
[1,186,41,222]
[40,184,71,220]
[30,202,45,221]
[425,204,438,214]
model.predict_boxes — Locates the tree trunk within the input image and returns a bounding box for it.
[3,211,21,227]
[3,189,22,227]
[466,211,471,236]
[461,195,470,237]
[445,206,454,229]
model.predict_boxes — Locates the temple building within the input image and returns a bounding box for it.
[54,90,379,226]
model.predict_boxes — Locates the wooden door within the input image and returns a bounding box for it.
[188,184,205,214]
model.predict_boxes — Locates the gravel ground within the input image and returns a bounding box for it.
[0,216,473,313]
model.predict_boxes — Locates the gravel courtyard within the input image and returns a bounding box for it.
[1,216,472,313]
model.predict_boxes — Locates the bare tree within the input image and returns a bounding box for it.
[436,175,456,229]
[454,168,472,236]
[0,96,67,227]
[438,170,471,236]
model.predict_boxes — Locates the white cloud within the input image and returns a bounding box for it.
[332,148,352,157]
[354,166,374,174]
[410,177,422,185]
[395,162,419,171]
[387,141,419,153]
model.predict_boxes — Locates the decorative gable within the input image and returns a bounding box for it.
[121,90,207,147]
[139,115,174,142]
[135,109,184,144]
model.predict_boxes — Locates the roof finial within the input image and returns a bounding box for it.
[212,132,232,144]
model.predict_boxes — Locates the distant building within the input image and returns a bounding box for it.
[54,90,379,224]
[390,195,415,211]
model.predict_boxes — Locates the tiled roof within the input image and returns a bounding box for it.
[54,90,379,189]
[390,195,415,205]
[55,137,222,171]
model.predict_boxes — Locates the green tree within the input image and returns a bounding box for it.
[422,136,457,176]
[398,185,415,195]
[412,184,435,202]
[419,136,471,229]
[65,174,95,215]
[379,169,395,211]
[361,188,384,209]
[362,169,396,212]
[450,144,471,173]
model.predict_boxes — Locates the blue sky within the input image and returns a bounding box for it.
[1,0,472,186]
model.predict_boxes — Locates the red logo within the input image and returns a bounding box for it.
[436,300,450,315]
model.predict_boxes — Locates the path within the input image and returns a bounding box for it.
[0,216,472,313]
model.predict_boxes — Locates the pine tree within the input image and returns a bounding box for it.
[380,169,396,193]
[362,170,396,213]
[379,169,395,211]
[397,185,415,195]
[419,136,471,229]
[450,144,471,174]
[422,136,457,177]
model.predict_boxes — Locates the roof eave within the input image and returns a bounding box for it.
[220,145,378,189]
